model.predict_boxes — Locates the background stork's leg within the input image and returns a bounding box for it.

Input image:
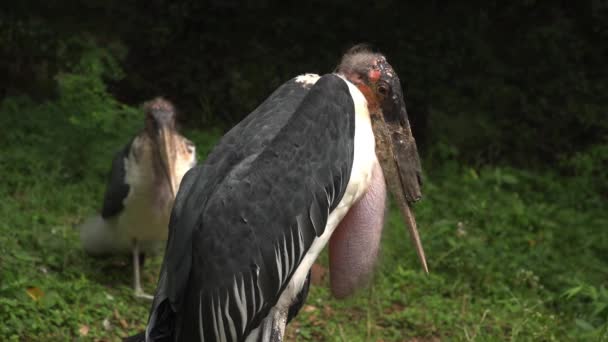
[139,252,146,268]
[132,239,153,300]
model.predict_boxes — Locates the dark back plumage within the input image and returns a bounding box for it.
[146,74,357,341]
[101,139,134,218]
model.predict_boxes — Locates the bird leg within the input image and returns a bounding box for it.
[132,239,153,300]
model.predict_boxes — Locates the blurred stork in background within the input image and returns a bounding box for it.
[80,98,197,299]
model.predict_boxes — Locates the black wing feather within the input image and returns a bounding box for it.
[101,139,133,218]
[147,74,355,342]
[287,271,311,323]
[146,76,318,341]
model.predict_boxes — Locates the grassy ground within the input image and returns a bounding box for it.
[1,98,607,341]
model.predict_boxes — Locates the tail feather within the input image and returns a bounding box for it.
[145,268,177,341]
[123,329,174,342]
[287,271,311,323]
[79,215,129,255]
[123,331,145,342]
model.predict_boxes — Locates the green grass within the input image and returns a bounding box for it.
[289,165,608,342]
[1,93,607,341]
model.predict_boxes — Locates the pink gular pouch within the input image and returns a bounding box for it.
[329,161,387,298]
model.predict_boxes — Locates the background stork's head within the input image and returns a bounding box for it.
[144,98,179,197]
[337,46,427,273]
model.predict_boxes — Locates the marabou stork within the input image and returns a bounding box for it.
[80,98,197,299]
[138,46,427,341]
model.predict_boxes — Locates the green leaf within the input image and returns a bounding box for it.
[575,319,596,331]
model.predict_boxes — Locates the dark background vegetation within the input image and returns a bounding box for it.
[3,1,607,167]
[1,1,607,340]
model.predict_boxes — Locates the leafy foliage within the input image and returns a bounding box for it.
[563,282,608,339]
[560,142,608,199]
[0,37,137,187]
[2,1,607,165]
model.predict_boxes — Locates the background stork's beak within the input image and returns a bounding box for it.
[371,79,428,273]
[156,126,178,198]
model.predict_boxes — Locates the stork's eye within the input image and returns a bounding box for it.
[378,85,388,96]
[186,141,195,153]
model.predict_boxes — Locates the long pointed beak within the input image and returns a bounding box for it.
[157,127,178,198]
[370,111,428,274]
